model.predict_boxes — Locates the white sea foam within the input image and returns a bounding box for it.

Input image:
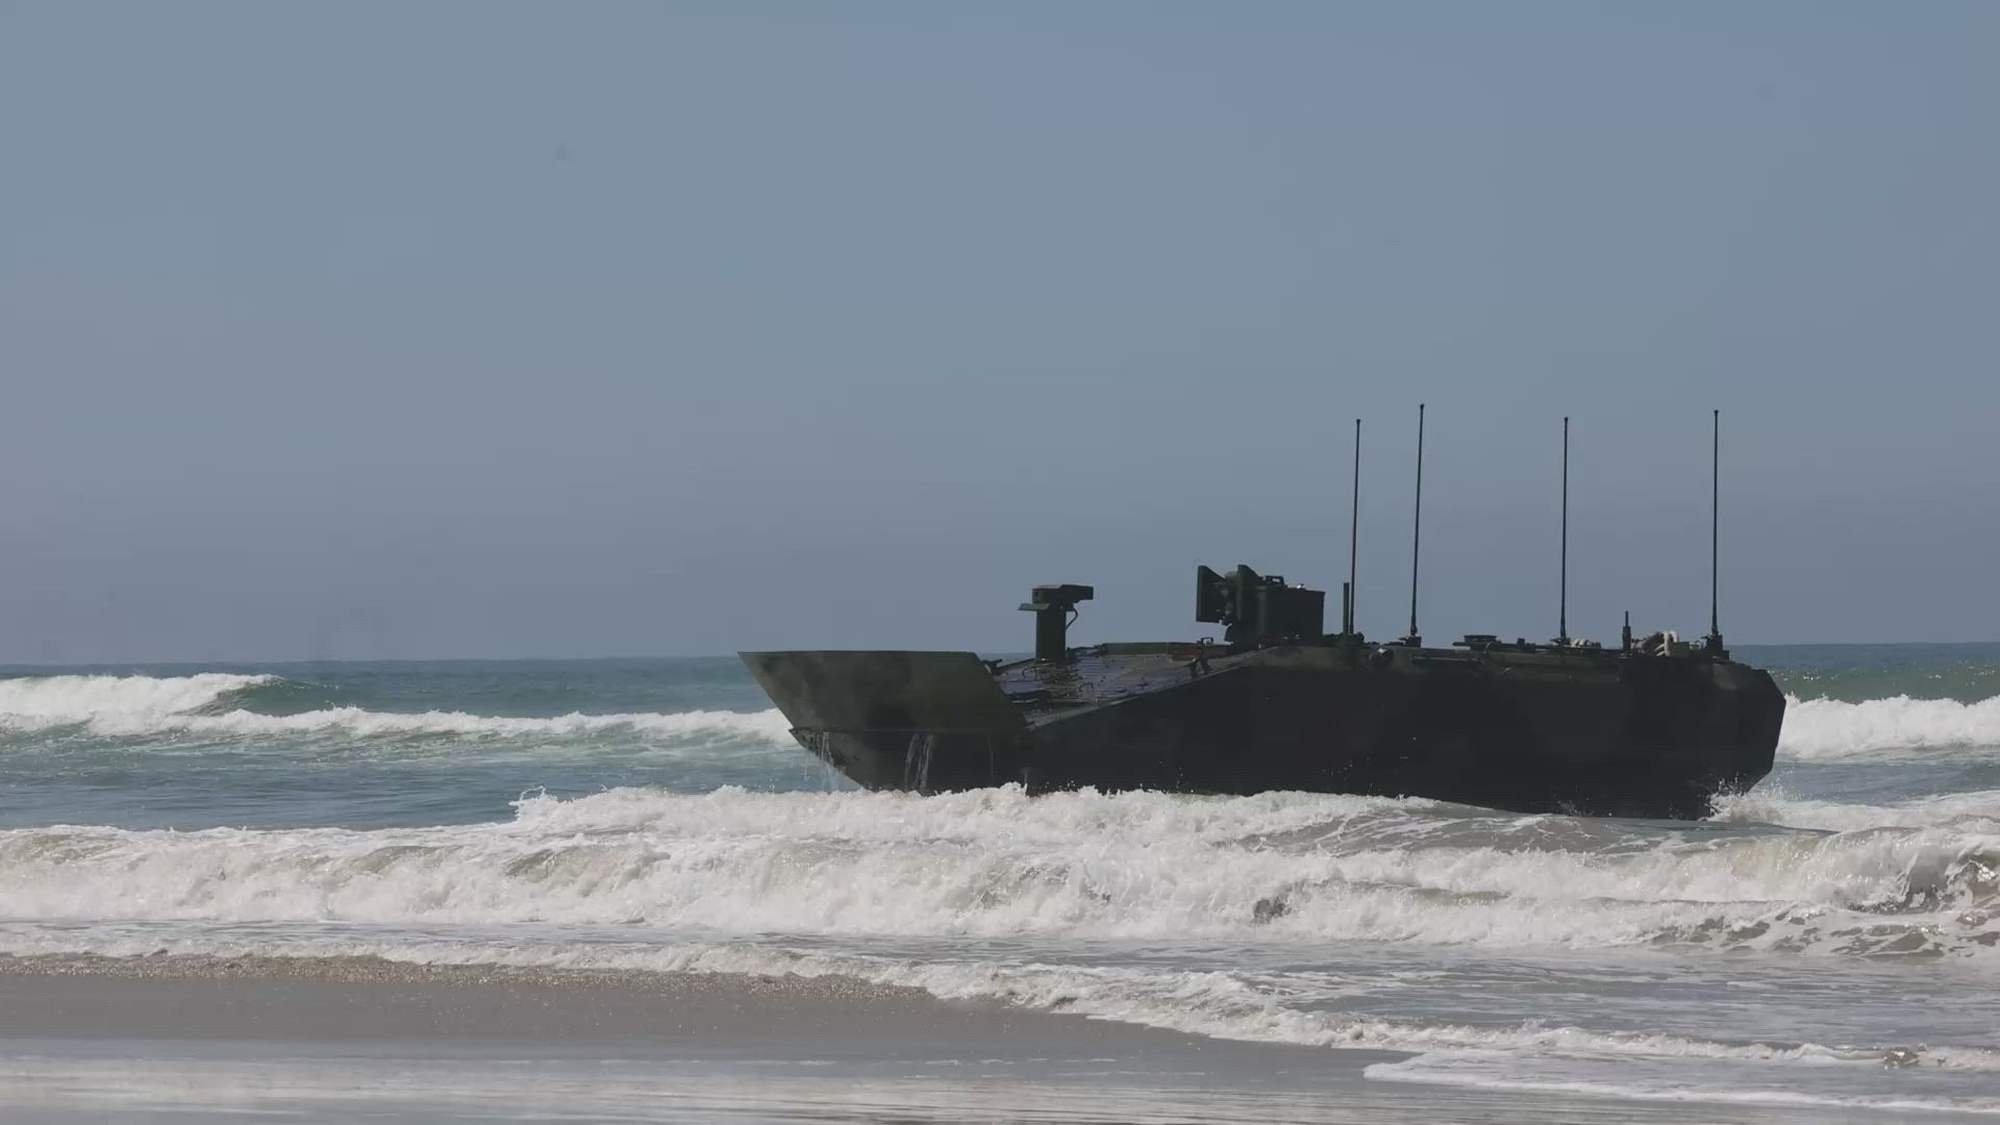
[0,672,277,728]
[87,703,794,742]
[4,784,1996,1096]
[1715,787,2000,834]
[0,672,790,744]
[1780,693,2000,761]
[0,787,1993,957]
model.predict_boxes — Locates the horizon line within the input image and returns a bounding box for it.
[5,637,2000,670]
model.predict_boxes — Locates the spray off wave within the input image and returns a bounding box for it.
[0,672,790,744]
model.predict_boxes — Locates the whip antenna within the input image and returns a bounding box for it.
[1405,404,1424,646]
[1706,408,1724,655]
[1558,416,1570,646]
[1346,418,1361,635]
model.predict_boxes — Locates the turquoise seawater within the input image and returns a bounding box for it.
[0,656,798,830]
[3,644,1999,1115]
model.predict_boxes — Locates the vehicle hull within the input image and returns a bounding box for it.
[741,642,1784,820]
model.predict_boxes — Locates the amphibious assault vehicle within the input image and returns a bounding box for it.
[742,411,1785,819]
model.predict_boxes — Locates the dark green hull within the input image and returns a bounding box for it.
[741,639,1784,820]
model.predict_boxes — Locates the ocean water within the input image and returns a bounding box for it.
[4,645,2000,1115]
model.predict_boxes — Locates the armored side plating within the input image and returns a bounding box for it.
[742,411,1785,820]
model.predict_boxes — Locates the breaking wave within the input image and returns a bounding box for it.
[1779,693,2000,761]
[80,704,792,742]
[0,672,790,744]
[5,781,1999,1094]
[0,672,278,727]
[2,786,1996,959]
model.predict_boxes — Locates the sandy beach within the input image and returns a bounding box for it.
[0,953,1974,1124]
[7,0,1997,1117]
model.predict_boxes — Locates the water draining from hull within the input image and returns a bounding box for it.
[904,732,937,793]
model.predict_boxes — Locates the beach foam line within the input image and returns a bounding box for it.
[1780,693,2000,761]
[1364,1053,2000,1115]
[0,934,1992,1078]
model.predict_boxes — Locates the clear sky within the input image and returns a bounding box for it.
[2,2,1995,662]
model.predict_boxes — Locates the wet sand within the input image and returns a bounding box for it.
[0,954,1970,1124]
[2,952,1167,1049]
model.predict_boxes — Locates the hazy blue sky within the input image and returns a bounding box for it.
[3,2,1995,662]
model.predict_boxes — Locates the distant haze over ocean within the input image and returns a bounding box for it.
[4,6,1997,661]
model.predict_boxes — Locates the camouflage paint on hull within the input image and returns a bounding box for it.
[741,640,1784,820]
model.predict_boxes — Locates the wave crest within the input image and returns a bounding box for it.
[1779,693,2000,761]
[2,787,1996,959]
[80,704,792,742]
[0,672,790,745]
[0,673,278,729]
